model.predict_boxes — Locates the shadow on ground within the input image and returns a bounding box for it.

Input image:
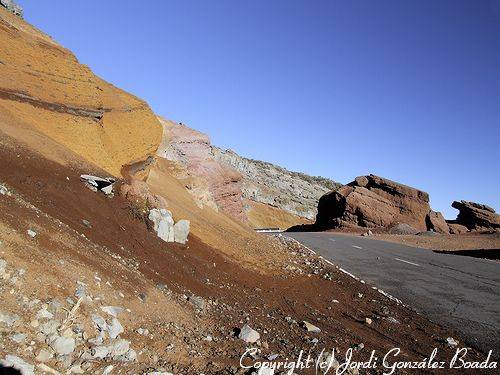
[433,248,500,260]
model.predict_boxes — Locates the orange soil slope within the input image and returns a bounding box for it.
[0,7,162,176]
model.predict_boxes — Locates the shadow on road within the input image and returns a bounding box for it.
[433,248,500,261]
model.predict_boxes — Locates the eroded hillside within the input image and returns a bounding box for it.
[0,6,490,374]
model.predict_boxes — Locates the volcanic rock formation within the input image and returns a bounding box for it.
[156,117,246,222]
[155,118,337,228]
[451,200,500,231]
[212,148,340,221]
[315,174,445,232]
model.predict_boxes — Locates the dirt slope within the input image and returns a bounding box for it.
[0,7,162,176]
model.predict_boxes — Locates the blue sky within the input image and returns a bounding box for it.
[20,0,499,218]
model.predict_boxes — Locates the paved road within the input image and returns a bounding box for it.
[285,232,500,354]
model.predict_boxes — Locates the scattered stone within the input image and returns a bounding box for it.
[82,219,92,228]
[75,282,87,299]
[40,320,60,335]
[0,311,20,327]
[91,346,110,359]
[102,365,114,375]
[101,306,124,318]
[80,174,115,196]
[386,316,400,324]
[91,314,107,331]
[0,0,23,17]
[109,339,130,357]
[36,349,53,362]
[2,355,34,374]
[189,295,206,310]
[50,336,76,355]
[11,333,26,343]
[0,184,9,196]
[27,229,37,238]
[238,324,260,343]
[108,318,124,339]
[301,321,321,333]
[69,364,85,374]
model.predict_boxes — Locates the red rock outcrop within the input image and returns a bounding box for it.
[316,174,436,232]
[156,117,247,222]
[451,200,500,231]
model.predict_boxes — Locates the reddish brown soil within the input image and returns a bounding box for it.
[0,136,492,373]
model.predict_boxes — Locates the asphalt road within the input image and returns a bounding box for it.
[285,232,500,354]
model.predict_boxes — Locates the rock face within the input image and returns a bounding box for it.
[157,118,339,226]
[451,201,500,231]
[212,148,340,221]
[0,0,22,17]
[316,174,433,231]
[156,117,246,222]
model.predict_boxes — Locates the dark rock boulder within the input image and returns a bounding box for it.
[451,200,500,231]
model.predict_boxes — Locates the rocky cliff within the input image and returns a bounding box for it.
[155,117,247,222]
[155,119,338,227]
[212,148,340,221]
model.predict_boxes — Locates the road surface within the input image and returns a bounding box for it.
[285,232,500,354]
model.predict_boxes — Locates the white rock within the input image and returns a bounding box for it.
[238,324,260,343]
[365,318,373,325]
[149,209,174,242]
[36,349,53,362]
[40,320,60,335]
[446,337,458,347]
[109,339,130,357]
[91,314,107,331]
[50,336,76,355]
[0,311,19,327]
[27,229,37,238]
[36,308,54,320]
[302,321,321,333]
[101,306,123,318]
[69,364,85,374]
[108,318,123,339]
[173,220,190,244]
[11,333,26,343]
[91,345,110,359]
[2,355,35,375]
[102,365,114,375]
[0,259,6,273]
[0,184,8,195]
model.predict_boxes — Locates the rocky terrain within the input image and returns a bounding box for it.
[0,0,22,17]
[154,118,338,229]
[295,174,499,238]
[212,148,340,222]
[0,5,495,374]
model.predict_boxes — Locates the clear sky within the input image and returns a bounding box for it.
[19,0,499,218]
